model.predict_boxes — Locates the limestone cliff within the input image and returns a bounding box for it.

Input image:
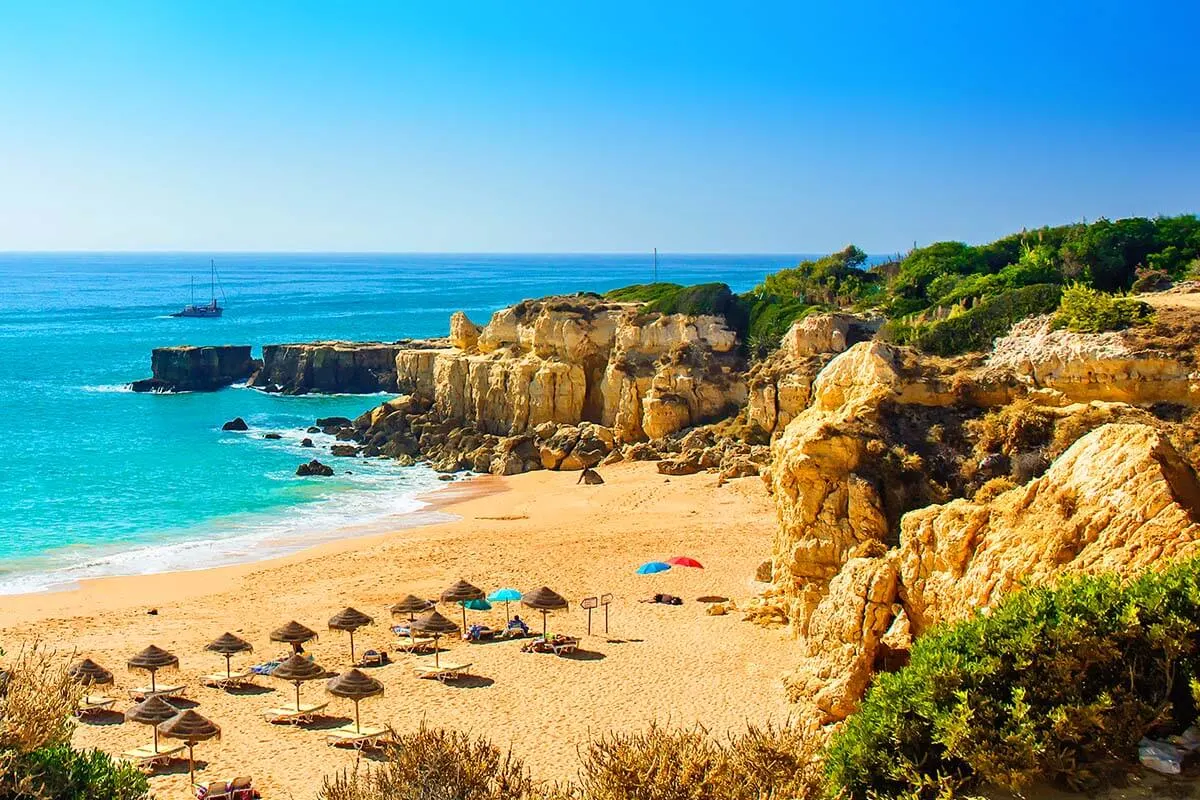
[348,295,749,474]
[249,340,446,395]
[761,334,1200,724]
[130,345,259,392]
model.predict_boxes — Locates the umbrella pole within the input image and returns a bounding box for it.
[355,700,361,734]
[150,669,157,693]
[505,600,511,621]
[225,654,232,680]
[188,742,195,786]
[433,634,440,668]
[543,611,548,642]
[295,682,301,712]
[349,630,356,663]
[152,726,159,754]
[461,604,467,633]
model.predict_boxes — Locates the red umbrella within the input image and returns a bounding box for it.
[668,556,704,569]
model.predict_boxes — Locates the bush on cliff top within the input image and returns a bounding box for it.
[883,283,1062,356]
[1053,282,1154,333]
[824,556,1200,799]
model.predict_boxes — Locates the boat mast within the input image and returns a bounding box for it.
[210,260,216,305]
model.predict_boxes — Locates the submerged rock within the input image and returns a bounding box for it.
[263,432,282,440]
[221,417,248,432]
[296,459,334,477]
[329,444,358,457]
[299,438,314,448]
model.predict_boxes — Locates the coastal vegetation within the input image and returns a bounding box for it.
[606,215,1200,356]
[825,556,1200,798]
[0,645,149,800]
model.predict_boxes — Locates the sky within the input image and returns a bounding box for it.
[0,1,1197,253]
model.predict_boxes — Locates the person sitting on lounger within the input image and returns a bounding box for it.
[464,624,494,642]
[504,615,530,637]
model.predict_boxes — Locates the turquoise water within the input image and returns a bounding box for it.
[0,253,799,593]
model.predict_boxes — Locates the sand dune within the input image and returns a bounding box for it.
[0,463,795,798]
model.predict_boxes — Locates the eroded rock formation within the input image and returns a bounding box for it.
[250,340,447,395]
[131,346,259,392]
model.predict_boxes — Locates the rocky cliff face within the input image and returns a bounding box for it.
[249,340,446,395]
[759,332,1200,724]
[130,345,259,392]
[346,296,750,475]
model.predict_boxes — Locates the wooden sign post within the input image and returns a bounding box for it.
[581,596,599,635]
[600,593,613,634]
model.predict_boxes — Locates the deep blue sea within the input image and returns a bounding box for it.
[0,253,803,593]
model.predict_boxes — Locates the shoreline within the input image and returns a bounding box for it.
[0,474,505,627]
[0,462,792,797]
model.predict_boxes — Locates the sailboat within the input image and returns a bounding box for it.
[172,260,224,318]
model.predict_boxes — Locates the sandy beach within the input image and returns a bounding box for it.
[0,463,795,798]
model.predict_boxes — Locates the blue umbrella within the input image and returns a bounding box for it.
[462,598,492,611]
[487,588,521,620]
[637,561,672,575]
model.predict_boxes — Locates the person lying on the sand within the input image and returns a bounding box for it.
[639,593,683,605]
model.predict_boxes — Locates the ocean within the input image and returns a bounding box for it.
[0,252,801,594]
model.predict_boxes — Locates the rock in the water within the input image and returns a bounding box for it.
[307,426,321,433]
[330,444,358,457]
[577,468,604,485]
[131,345,260,393]
[250,343,414,395]
[300,438,314,447]
[263,432,282,440]
[437,473,456,481]
[222,417,249,432]
[316,416,352,428]
[296,459,334,477]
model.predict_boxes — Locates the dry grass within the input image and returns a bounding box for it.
[0,642,86,796]
[319,722,823,800]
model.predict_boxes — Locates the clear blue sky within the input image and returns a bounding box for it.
[0,1,1196,253]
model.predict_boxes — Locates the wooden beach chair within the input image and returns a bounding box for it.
[413,661,472,682]
[550,636,580,656]
[75,693,116,718]
[119,743,185,772]
[195,776,254,800]
[395,636,438,654]
[128,682,187,701]
[202,670,257,690]
[326,723,394,750]
[262,701,330,725]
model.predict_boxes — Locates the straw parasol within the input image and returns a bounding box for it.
[440,579,484,631]
[328,607,374,662]
[270,653,326,711]
[127,645,179,694]
[521,586,569,641]
[125,694,179,753]
[158,709,220,786]
[68,658,113,686]
[326,668,383,734]
[409,609,459,668]
[270,620,318,654]
[390,594,433,622]
[204,633,254,680]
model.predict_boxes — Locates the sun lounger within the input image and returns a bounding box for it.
[464,624,496,642]
[522,636,580,656]
[262,701,330,725]
[75,694,116,717]
[195,775,256,800]
[326,723,394,750]
[120,743,185,771]
[129,683,187,700]
[413,661,473,681]
[356,649,389,667]
[203,670,257,689]
[395,636,438,653]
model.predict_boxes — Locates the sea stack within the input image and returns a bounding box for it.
[130,345,259,393]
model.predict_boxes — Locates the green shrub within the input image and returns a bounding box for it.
[605,283,749,339]
[824,557,1200,798]
[910,284,1062,356]
[12,746,149,800]
[1053,283,1154,333]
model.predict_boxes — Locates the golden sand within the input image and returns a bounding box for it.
[0,463,796,798]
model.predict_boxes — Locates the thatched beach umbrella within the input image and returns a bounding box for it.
[326,668,383,734]
[270,620,318,654]
[521,586,569,641]
[390,594,433,622]
[440,579,484,632]
[205,633,254,680]
[127,645,179,694]
[270,653,326,711]
[409,609,459,668]
[158,709,220,786]
[328,607,374,662]
[68,658,113,686]
[125,694,179,753]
